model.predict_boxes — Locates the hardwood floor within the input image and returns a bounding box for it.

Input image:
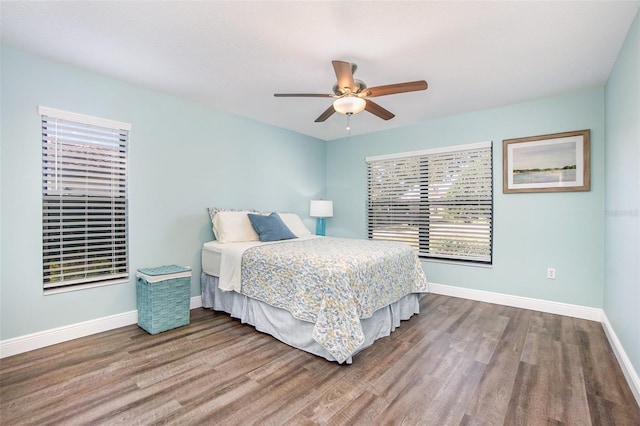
[1,294,638,425]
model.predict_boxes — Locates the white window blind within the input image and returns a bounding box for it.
[366,142,493,264]
[40,107,131,291]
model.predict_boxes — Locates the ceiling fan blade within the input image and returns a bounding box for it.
[332,60,356,94]
[315,105,336,122]
[274,93,334,97]
[365,100,395,120]
[361,80,428,97]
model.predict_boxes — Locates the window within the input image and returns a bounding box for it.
[40,107,131,293]
[366,142,493,264]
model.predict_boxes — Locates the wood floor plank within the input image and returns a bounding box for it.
[326,390,389,425]
[587,392,640,425]
[463,308,532,426]
[415,355,486,425]
[370,331,444,400]
[547,340,591,425]
[504,361,550,425]
[581,324,637,406]
[1,294,638,425]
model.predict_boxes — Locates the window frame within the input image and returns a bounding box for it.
[366,141,493,265]
[40,106,131,294]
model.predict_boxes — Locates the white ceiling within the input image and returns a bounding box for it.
[1,1,638,141]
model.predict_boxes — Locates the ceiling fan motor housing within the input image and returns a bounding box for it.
[333,79,367,95]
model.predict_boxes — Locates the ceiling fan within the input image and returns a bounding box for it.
[274,60,428,123]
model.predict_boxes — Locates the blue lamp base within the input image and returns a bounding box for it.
[315,218,326,236]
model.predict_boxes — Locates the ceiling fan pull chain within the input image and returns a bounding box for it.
[346,113,352,134]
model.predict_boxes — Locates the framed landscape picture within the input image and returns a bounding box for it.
[503,129,590,193]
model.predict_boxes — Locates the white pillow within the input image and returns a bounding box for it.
[213,210,260,243]
[209,207,262,240]
[278,213,312,237]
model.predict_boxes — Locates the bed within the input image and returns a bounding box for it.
[201,208,428,364]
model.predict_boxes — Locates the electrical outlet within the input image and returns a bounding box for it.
[547,267,556,279]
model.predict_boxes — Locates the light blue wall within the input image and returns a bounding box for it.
[326,89,605,308]
[604,11,640,376]
[0,46,326,340]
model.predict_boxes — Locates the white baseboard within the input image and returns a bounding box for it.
[427,282,602,321]
[0,295,203,359]
[190,295,203,309]
[0,310,138,359]
[601,312,640,407]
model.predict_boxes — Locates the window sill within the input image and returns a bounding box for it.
[44,277,130,295]
[420,258,493,268]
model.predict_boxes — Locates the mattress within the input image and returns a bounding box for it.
[202,236,320,292]
[202,239,266,277]
[201,241,223,277]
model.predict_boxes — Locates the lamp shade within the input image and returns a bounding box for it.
[310,200,333,218]
[333,96,366,115]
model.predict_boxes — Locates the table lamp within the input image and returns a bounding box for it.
[309,200,333,236]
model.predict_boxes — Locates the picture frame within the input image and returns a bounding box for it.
[503,129,590,193]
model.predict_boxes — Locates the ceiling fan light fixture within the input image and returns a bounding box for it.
[333,95,366,115]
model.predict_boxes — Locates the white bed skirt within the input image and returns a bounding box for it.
[201,272,422,364]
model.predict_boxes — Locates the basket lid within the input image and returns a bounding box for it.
[137,264,191,276]
[136,265,191,282]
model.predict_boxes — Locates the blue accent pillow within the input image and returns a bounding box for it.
[247,212,297,242]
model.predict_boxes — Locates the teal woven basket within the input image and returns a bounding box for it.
[136,265,191,334]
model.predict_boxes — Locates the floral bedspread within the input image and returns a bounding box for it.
[240,237,428,363]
